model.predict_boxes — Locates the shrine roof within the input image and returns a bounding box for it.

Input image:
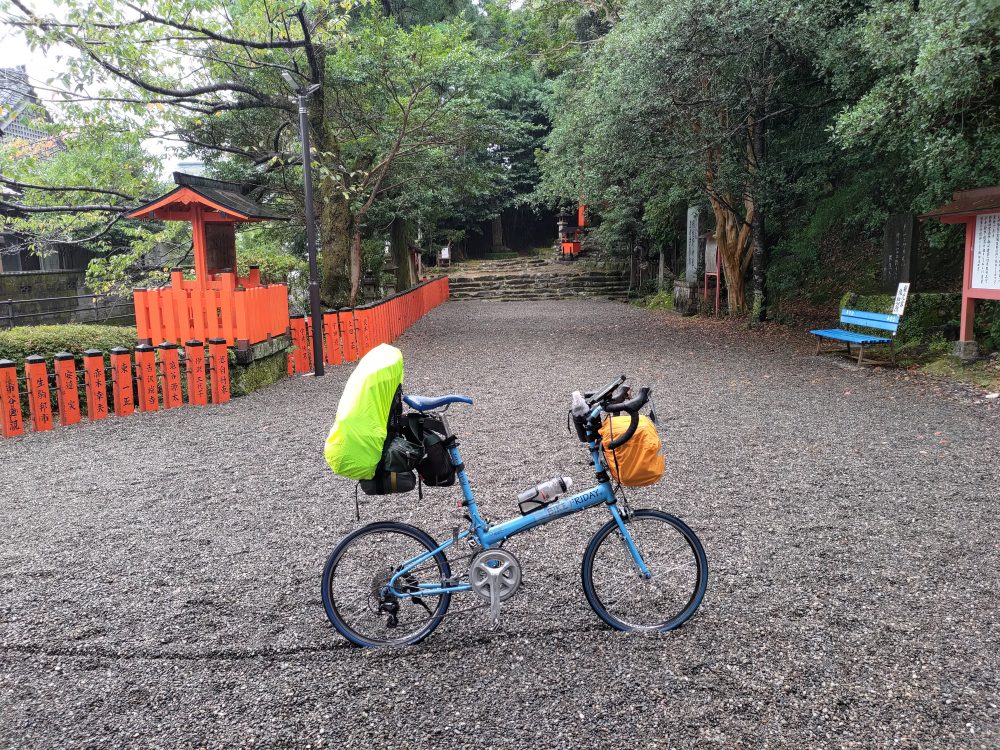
[127,172,286,221]
[920,186,1000,220]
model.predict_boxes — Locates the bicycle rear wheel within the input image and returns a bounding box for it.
[582,509,707,632]
[322,521,451,647]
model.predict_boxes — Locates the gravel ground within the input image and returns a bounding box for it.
[1,299,998,750]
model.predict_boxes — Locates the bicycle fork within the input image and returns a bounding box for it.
[608,503,652,579]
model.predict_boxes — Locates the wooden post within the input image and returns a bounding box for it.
[0,359,24,437]
[135,344,159,412]
[109,347,135,417]
[191,204,208,288]
[185,340,208,406]
[959,219,976,343]
[82,349,109,421]
[339,310,357,362]
[303,315,315,372]
[290,315,310,373]
[208,338,230,404]
[133,288,152,345]
[233,287,251,351]
[54,352,81,426]
[25,355,53,432]
[159,342,183,409]
[323,311,342,366]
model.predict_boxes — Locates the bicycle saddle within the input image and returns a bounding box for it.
[403,394,474,412]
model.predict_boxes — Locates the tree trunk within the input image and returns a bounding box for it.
[390,217,416,291]
[490,216,504,253]
[319,194,352,307]
[350,228,363,305]
[748,112,768,325]
[708,194,749,313]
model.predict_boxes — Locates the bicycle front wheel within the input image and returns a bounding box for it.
[582,509,707,632]
[322,521,451,648]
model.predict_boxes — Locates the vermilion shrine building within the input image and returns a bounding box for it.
[127,173,290,352]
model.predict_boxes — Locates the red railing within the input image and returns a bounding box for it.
[0,340,231,439]
[288,276,449,374]
[134,268,289,348]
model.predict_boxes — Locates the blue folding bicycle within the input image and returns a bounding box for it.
[321,375,708,647]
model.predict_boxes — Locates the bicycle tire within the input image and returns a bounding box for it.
[321,521,452,647]
[581,509,708,632]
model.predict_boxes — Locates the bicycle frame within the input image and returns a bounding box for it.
[387,406,651,599]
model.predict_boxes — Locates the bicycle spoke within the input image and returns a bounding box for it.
[324,526,449,646]
[586,511,705,630]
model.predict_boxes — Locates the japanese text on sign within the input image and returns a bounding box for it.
[971,213,1000,291]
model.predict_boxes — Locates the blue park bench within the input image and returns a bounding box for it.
[810,308,901,366]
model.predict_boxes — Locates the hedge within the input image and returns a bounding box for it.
[0,324,138,365]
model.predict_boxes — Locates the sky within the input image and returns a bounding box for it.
[1,4,187,178]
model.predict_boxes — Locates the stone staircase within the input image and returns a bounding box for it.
[446,257,630,302]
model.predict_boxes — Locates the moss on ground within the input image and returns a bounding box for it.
[921,356,1000,392]
[231,348,288,397]
[635,291,675,310]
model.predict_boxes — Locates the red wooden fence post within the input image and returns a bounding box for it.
[339,310,357,362]
[185,340,208,406]
[82,349,109,422]
[135,344,159,412]
[24,355,53,432]
[159,342,183,409]
[290,314,310,373]
[109,347,135,417]
[208,338,230,404]
[54,352,81,426]
[323,311,342,366]
[0,359,24,437]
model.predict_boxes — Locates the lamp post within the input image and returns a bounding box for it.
[283,73,325,376]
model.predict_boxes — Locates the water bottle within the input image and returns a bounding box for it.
[518,476,573,516]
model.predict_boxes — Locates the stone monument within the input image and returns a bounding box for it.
[881,213,918,293]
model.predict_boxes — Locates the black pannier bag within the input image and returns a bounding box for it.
[359,388,421,496]
[404,414,456,487]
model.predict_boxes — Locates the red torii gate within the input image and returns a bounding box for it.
[921,186,1000,360]
[127,173,290,351]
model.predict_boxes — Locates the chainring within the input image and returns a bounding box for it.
[470,549,521,602]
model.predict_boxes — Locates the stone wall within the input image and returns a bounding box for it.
[0,270,135,327]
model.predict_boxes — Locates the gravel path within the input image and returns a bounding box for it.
[1,299,998,750]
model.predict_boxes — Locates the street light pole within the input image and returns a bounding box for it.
[287,77,325,376]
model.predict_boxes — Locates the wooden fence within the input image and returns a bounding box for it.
[2,276,449,438]
[288,276,449,374]
[1,339,231,439]
[134,269,289,348]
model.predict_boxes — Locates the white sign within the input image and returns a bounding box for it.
[440,246,450,260]
[892,282,910,316]
[704,235,718,274]
[972,213,1000,290]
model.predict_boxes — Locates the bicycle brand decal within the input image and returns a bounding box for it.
[540,487,606,519]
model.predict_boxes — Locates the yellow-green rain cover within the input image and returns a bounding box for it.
[324,344,404,480]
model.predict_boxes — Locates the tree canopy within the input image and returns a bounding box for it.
[1,0,998,317]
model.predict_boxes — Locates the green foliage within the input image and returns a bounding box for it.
[230,349,288,397]
[638,291,675,310]
[829,0,1000,211]
[0,324,138,365]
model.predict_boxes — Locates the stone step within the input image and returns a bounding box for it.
[450,291,630,301]
[448,274,626,287]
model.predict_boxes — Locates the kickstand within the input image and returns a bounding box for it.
[354,483,360,522]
